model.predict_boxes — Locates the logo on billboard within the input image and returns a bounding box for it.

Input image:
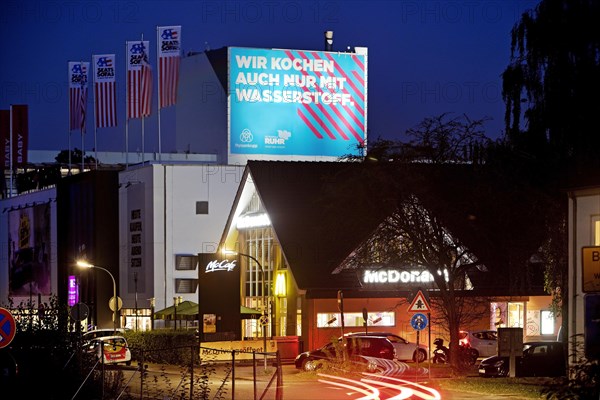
[240,129,254,143]
[265,130,291,146]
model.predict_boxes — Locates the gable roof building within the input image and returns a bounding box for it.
[215,160,555,349]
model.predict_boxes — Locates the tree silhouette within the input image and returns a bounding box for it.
[502,0,600,165]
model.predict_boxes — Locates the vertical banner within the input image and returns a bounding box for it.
[0,109,9,169]
[10,105,29,167]
[68,61,89,132]
[157,25,181,108]
[8,204,52,296]
[93,54,117,128]
[127,41,153,119]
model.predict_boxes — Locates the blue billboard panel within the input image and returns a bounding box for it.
[229,47,367,157]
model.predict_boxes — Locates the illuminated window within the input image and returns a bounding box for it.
[507,302,524,328]
[540,310,555,335]
[316,312,395,328]
[594,218,600,245]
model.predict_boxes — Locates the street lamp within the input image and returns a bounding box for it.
[222,249,268,370]
[77,260,117,334]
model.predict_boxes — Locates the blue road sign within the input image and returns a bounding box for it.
[410,312,428,331]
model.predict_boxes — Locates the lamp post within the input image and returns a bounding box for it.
[222,249,268,371]
[77,260,117,334]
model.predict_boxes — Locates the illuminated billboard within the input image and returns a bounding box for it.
[228,47,367,159]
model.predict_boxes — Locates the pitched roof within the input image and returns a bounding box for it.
[246,161,549,295]
[246,161,394,290]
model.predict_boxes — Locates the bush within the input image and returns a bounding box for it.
[125,329,197,365]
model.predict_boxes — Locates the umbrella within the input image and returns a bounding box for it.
[241,305,262,319]
[154,300,198,320]
[154,302,262,320]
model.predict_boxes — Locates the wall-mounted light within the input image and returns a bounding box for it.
[274,271,287,297]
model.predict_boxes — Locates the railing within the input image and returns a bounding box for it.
[71,344,283,400]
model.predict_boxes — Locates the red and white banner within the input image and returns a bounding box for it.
[93,54,117,128]
[68,61,89,132]
[0,106,29,169]
[127,41,152,119]
[10,105,28,167]
[157,25,181,109]
[0,110,9,169]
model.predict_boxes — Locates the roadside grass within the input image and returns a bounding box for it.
[432,376,558,399]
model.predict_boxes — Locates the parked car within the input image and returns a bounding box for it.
[478,341,566,377]
[345,331,428,362]
[295,335,395,371]
[85,335,132,365]
[0,349,18,383]
[459,330,497,358]
[82,328,127,342]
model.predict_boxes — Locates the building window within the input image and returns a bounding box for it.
[507,302,524,328]
[175,279,198,293]
[196,201,208,215]
[316,312,395,328]
[540,310,555,335]
[175,255,198,270]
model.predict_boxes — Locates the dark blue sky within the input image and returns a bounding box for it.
[0,0,539,154]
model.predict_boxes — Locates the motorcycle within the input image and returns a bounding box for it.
[432,338,449,364]
[432,338,478,366]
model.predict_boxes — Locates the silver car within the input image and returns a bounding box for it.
[345,332,428,362]
[459,330,497,358]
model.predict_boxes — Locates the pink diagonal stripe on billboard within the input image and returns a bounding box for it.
[285,50,350,141]
[305,51,365,128]
[297,109,324,139]
[325,53,365,104]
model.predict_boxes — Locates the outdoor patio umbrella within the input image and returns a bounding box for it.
[153,300,198,320]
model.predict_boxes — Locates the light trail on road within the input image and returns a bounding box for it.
[317,371,442,400]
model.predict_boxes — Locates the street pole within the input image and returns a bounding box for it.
[243,253,268,372]
[77,261,117,334]
[224,250,268,371]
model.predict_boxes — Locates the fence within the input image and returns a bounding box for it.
[71,344,284,400]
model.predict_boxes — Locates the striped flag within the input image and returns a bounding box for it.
[68,61,89,132]
[157,25,181,108]
[93,54,118,128]
[127,40,153,119]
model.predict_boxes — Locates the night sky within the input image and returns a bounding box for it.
[0,0,539,154]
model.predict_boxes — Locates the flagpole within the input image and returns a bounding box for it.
[81,60,85,173]
[156,26,161,162]
[92,57,97,170]
[68,62,72,174]
[125,40,129,169]
[9,105,13,197]
[141,34,145,164]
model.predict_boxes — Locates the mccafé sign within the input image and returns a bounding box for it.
[363,269,435,284]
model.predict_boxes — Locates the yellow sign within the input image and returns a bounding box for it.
[582,247,600,292]
[200,340,278,361]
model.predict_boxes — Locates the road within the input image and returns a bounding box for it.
[111,361,535,399]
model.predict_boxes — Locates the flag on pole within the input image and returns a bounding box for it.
[127,41,152,119]
[157,25,181,108]
[93,54,117,128]
[68,61,89,132]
